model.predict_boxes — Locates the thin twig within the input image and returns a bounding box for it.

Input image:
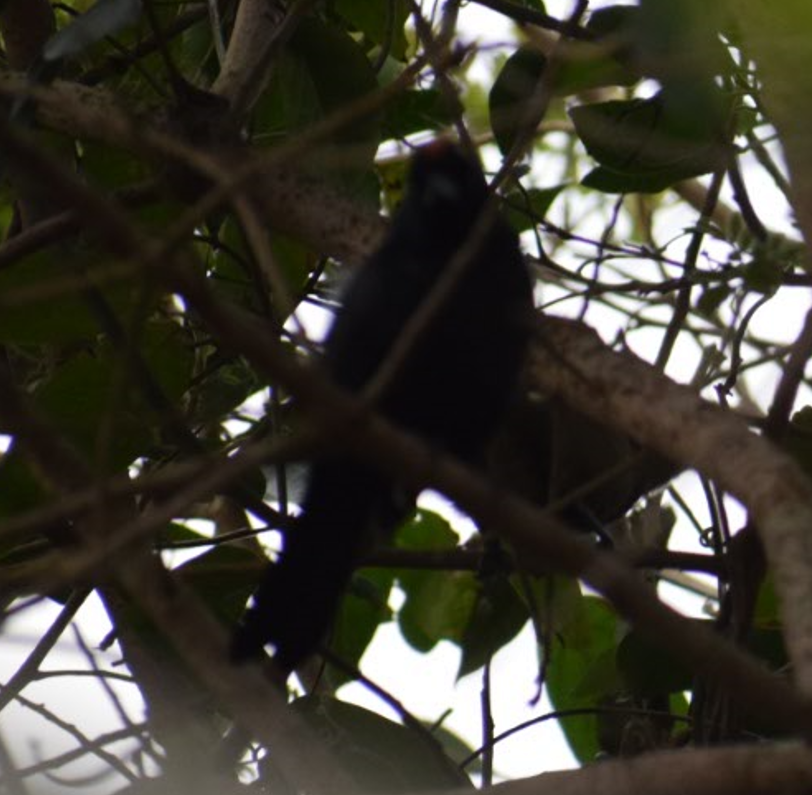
[480,661,494,786]
[655,168,725,370]
[9,691,138,783]
[72,626,138,738]
[0,589,90,712]
[467,0,594,39]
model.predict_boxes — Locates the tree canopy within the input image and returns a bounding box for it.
[2,1,812,794]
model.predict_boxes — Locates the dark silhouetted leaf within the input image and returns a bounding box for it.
[489,48,547,156]
[503,186,565,233]
[633,0,731,85]
[382,90,455,141]
[334,0,409,61]
[0,249,135,345]
[177,544,264,626]
[458,573,529,677]
[256,17,381,172]
[290,696,472,792]
[571,86,729,193]
[0,445,47,519]
[695,284,731,318]
[331,567,395,684]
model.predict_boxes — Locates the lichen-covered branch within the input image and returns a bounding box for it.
[0,74,385,264]
[478,742,812,795]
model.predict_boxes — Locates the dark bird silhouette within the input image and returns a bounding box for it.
[231,141,533,671]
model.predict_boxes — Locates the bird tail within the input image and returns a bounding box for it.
[230,464,380,670]
[230,533,356,670]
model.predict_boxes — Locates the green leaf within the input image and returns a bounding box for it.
[192,354,262,425]
[0,249,132,345]
[552,45,638,97]
[79,141,152,191]
[489,20,639,155]
[633,0,731,85]
[489,48,547,156]
[742,249,784,294]
[207,227,262,314]
[395,511,478,652]
[382,90,455,141]
[670,691,690,719]
[0,445,47,518]
[175,12,222,85]
[502,186,565,233]
[553,7,640,96]
[32,351,145,469]
[289,696,472,793]
[29,319,193,471]
[135,319,195,404]
[110,531,260,671]
[571,87,729,193]
[695,284,730,318]
[331,567,395,684]
[429,723,481,776]
[580,166,675,194]
[458,573,529,677]
[256,18,381,171]
[586,5,637,39]
[271,233,321,302]
[156,521,211,547]
[545,595,620,762]
[398,567,478,652]
[521,573,584,639]
[211,215,318,321]
[334,0,409,61]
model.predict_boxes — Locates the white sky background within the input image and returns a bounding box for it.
[2,0,810,790]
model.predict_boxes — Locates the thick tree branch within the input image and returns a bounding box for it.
[2,108,809,736]
[0,0,54,69]
[212,0,317,117]
[0,123,356,795]
[527,316,812,697]
[171,262,812,735]
[0,0,61,226]
[0,75,386,264]
[475,742,812,795]
[4,106,812,794]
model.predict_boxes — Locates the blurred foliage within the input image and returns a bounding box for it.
[0,0,809,792]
